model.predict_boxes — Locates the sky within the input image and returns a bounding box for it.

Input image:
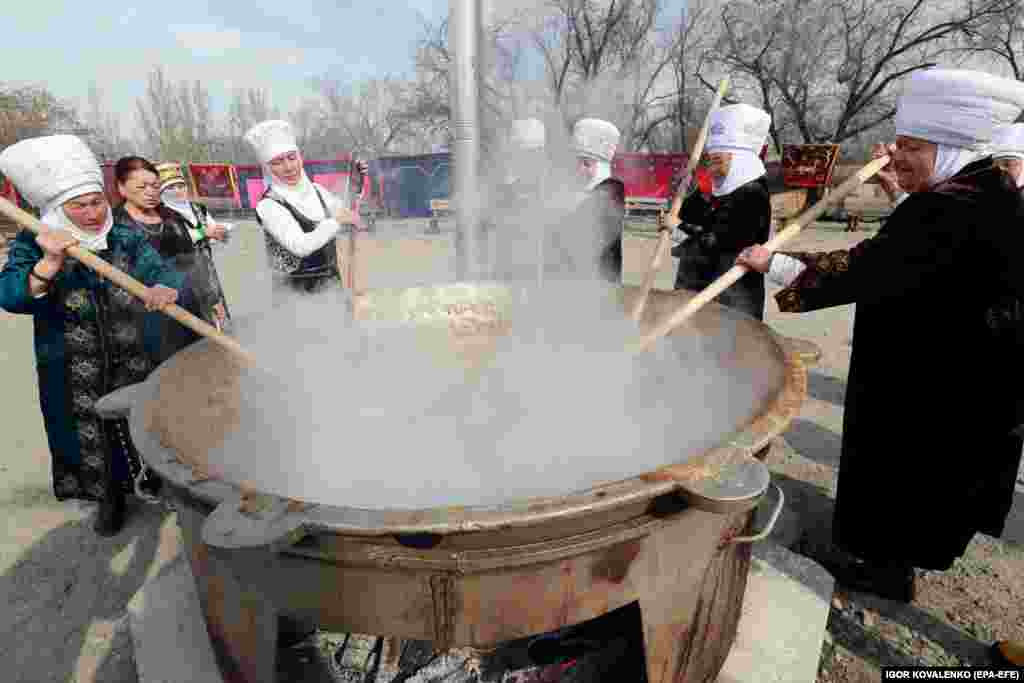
[2,0,451,125]
[2,0,687,133]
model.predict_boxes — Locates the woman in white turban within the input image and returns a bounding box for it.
[991,122,1024,189]
[660,103,773,320]
[489,117,549,281]
[0,135,184,535]
[736,68,1024,602]
[244,119,366,302]
[556,117,627,283]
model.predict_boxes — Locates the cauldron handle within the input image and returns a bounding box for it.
[201,495,307,550]
[94,382,152,420]
[728,484,784,544]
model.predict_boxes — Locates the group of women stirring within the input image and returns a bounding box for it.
[0,131,363,536]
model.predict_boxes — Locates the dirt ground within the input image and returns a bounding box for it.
[0,218,1021,682]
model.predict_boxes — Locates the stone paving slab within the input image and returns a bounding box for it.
[718,541,835,683]
[127,557,223,683]
[1003,484,1024,547]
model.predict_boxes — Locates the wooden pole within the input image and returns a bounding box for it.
[629,154,891,353]
[0,196,255,365]
[629,77,731,322]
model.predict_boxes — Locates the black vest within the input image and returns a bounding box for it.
[257,186,340,293]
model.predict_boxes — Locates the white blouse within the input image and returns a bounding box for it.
[768,253,809,287]
[255,183,346,258]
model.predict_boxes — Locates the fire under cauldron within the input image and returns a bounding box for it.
[95,282,807,683]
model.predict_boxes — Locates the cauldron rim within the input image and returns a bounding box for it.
[121,283,807,539]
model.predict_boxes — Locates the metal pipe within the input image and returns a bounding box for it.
[450,0,484,280]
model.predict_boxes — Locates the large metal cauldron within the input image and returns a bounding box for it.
[96,283,806,683]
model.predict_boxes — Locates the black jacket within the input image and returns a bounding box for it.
[112,204,226,363]
[775,158,1024,568]
[548,178,625,283]
[672,177,771,319]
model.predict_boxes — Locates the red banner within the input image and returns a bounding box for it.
[612,153,713,200]
[781,144,840,189]
[1,177,20,206]
[100,163,122,207]
[188,163,241,207]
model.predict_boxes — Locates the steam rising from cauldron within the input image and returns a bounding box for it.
[159,3,782,511]
[185,284,780,510]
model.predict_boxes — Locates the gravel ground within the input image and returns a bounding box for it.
[1,219,1021,682]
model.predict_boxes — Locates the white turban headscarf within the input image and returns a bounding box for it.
[42,201,114,253]
[990,123,1024,188]
[704,104,771,197]
[894,68,1024,190]
[244,120,327,219]
[0,135,114,251]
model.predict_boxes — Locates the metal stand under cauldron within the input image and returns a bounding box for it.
[96,284,807,683]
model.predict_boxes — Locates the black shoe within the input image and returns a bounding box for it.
[827,560,916,603]
[137,471,163,499]
[277,616,316,649]
[527,634,602,666]
[94,490,126,537]
[991,641,1024,669]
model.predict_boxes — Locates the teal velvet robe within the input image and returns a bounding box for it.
[0,227,185,501]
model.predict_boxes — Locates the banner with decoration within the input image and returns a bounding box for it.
[612,153,714,200]
[99,163,122,207]
[0,175,22,207]
[303,156,355,200]
[781,144,840,189]
[373,154,450,218]
[79,149,802,218]
[188,163,241,207]
[234,165,264,210]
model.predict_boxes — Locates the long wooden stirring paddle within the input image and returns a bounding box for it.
[344,156,367,293]
[629,77,731,323]
[629,154,892,353]
[0,196,255,365]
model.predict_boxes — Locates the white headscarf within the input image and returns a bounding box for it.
[583,160,612,192]
[160,183,199,227]
[263,153,329,220]
[991,123,1024,187]
[710,149,766,197]
[41,199,114,253]
[930,144,983,186]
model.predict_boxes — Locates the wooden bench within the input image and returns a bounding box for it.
[428,198,451,234]
[624,197,667,219]
[842,186,892,231]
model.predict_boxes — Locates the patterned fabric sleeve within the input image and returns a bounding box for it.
[774,201,969,314]
[773,249,855,313]
[0,230,51,315]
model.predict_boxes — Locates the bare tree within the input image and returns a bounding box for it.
[82,83,129,162]
[408,14,517,149]
[225,88,281,162]
[135,67,218,162]
[0,83,79,149]
[968,0,1024,79]
[136,68,179,159]
[527,0,662,120]
[710,0,1013,149]
[629,0,715,152]
[289,98,325,158]
[408,16,456,145]
[307,76,421,157]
